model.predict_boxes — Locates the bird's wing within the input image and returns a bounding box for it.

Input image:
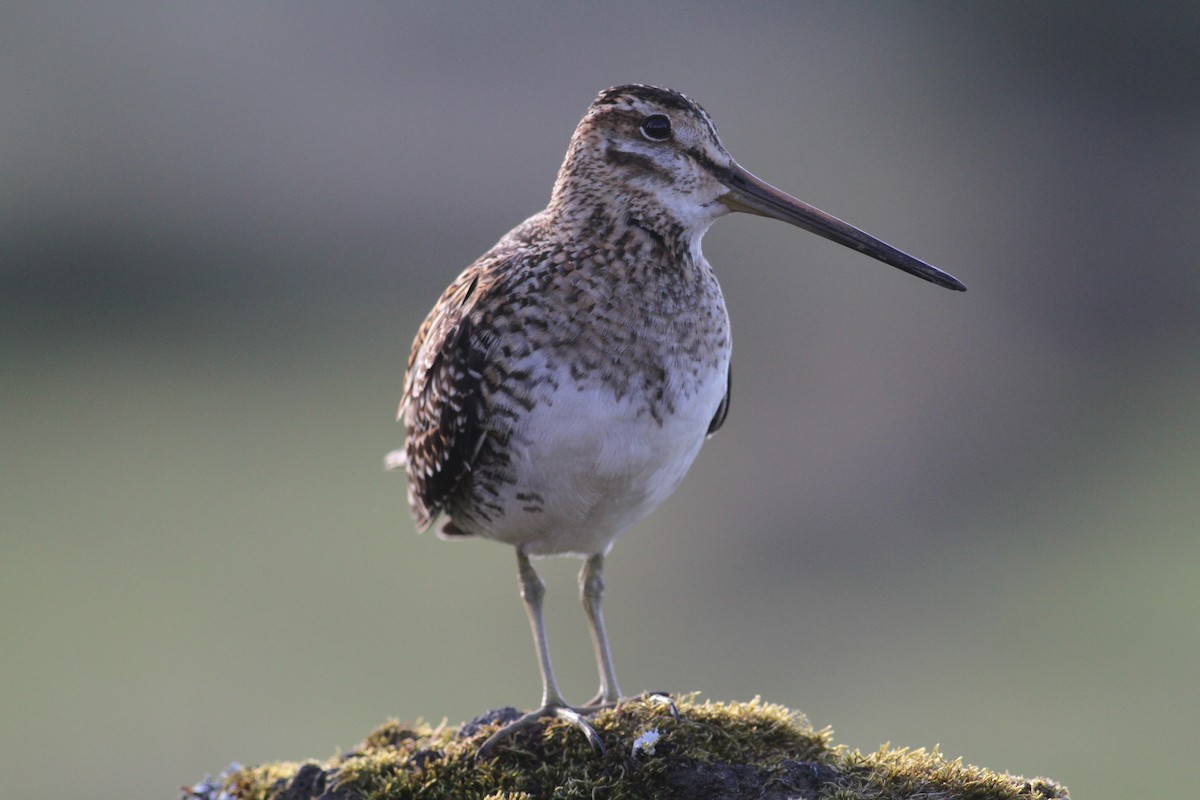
[706,364,731,436]
[400,268,491,531]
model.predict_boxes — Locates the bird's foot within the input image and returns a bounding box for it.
[581,690,680,721]
[639,690,680,720]
[475,703,605,760]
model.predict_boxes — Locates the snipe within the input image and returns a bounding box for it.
[389,84,964,757]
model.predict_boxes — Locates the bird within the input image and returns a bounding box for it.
[390,84,964,757]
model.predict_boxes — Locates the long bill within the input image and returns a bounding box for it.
[718,161,966,291]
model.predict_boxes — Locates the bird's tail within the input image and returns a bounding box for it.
[384,448,407,471]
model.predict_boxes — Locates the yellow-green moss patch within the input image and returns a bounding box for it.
[185,696,1067,800]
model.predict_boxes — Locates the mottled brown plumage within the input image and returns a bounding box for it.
[402,86,734,546]
[390,84,963,757]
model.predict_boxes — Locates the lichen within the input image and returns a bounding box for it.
[183,696,1067,800]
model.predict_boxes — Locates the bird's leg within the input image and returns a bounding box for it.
[580,553,680,719]
[476,547,604,759]
[519,546,566,709]
[580,553,622,707]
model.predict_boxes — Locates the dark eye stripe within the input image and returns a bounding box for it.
[686,146,723,178]
[604,145,672,182]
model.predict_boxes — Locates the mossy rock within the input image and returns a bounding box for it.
[184,696,1067,800]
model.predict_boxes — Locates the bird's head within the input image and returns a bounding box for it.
[553,84,965,291]
[553,84,737,233]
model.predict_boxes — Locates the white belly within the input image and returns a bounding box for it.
[480,362,728,556]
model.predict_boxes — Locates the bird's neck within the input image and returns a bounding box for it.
[547,183,704,268]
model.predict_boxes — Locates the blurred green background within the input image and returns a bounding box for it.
[3,3,1198,798]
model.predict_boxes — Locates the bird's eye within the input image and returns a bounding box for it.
[639,114,672,141]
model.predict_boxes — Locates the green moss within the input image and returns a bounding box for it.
[190,696,1067,800]
[218,761,305,800]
